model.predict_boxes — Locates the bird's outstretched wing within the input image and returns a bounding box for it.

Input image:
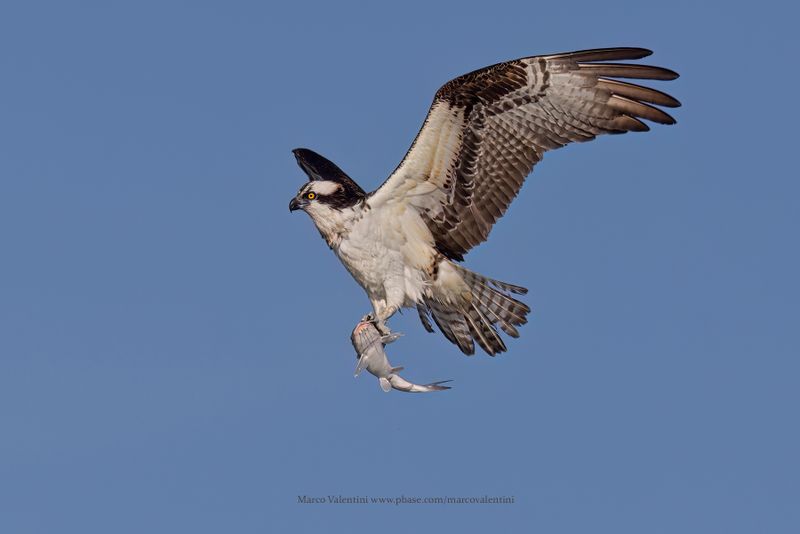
[368,48,680,261]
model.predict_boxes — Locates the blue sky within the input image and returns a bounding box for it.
[1,1,798,533]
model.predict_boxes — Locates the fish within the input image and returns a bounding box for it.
[350,319,452,393]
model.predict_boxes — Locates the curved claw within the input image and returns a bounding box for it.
[375,321,392,336]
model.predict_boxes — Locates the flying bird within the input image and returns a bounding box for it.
[289,47,680,356]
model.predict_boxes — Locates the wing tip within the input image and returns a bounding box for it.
[292,147,314,159]
[548,47,654,62]
[661,68,680,81]
[618,46,653,59]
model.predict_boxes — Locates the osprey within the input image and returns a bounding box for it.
[289,47,680,356]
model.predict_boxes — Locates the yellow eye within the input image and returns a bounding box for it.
[306,192,316,200]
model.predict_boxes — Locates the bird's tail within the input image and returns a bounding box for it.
[418,263,530,356]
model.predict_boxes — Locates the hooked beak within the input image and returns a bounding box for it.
[289,197,301,212]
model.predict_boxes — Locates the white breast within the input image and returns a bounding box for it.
[335,200,437,306]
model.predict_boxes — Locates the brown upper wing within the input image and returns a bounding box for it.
[368,48,680,261]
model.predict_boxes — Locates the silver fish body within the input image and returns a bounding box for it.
[351,320,451,393]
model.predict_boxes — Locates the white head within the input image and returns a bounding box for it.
[289,148,367,243]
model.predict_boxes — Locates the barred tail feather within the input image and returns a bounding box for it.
[416,303,435,333]
[423,298,476,355]
[455,268,528,296]
[419,265,531,356]
[465,302,507,355]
